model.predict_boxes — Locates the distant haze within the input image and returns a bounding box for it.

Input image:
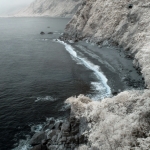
[0,0,34,16]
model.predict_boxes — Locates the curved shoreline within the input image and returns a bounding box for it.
[30,0,150,149]
[29,39,145,150]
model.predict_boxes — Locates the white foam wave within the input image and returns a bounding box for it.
[91,82,110,100]
[58,40,77,57]
[31,124,43,133]
[12,135,31,150]
[76,45,115,72]
[57,39,111,100]
[35,96,57,102]
[59,103,71,111]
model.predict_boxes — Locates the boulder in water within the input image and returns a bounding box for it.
[40,32,45,35]
[31,144,47,150]
[48,32,53,34]
[29,131,46,146]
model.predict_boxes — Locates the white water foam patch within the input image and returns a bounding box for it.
[31,124,43,133]
[35,96,57,102]
[12,135,31,150]
[76,45,115,72]
[57,39,111,100]
[59,103,71,111]
[91,82,108,100]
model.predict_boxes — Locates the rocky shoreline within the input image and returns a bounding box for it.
[30,105,88,150]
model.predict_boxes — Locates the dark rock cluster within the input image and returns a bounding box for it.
[40,32,45,35]
[30,117,88,150]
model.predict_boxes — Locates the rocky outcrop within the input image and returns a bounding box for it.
[16,0,82,18]
[30,108,88,150]
[30,93,150,149]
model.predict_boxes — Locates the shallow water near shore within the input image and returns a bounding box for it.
[0,18,144,150]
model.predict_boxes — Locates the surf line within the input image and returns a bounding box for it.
[56,39,111,99]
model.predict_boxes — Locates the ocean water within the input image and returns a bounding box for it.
[0,17,143,150]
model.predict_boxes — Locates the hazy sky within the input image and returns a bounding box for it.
[0,0,34,15]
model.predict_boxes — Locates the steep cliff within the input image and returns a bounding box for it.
[62,0,150,149]
[16,0,82,17]
[65,0,150,88]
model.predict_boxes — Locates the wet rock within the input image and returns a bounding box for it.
[40,32,45,35]
[48,32,53,34]
[61,120,70,133]
[30,131,46,146]
[79,135,87,144]
[58,145,65,150]
[31,144,47,150]
[57,132,62,141]
[60,136,67,142]
[74,39,78,42]
[112,91,118,95]
[43,124,54,131]
[42,139,48,145]
[51,135,57,142]
[66,136,71,144]
[74,135,79,143]
[30,116,87,150]
[102,40,109,46]
[55,121,62,130]
[70,118,79,135]
[125,54,133,59]
[47,130,59,139]
[47,145,58,150]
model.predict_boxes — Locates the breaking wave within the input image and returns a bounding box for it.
[12,123,44,150]
[57,39,111,100]
[12,135,31,150]
[31,124,43,133]
[59,103,71,111]
[35,96,57,102]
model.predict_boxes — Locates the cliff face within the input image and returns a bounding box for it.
[62,0,150,149]
[65,0,150,88]
[16,0,82,17]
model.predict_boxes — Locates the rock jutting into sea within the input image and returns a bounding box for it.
[30,95,89,150]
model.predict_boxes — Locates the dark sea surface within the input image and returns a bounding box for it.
[0,17,102,150]
[0,17,144,150]
[0,17,85,150]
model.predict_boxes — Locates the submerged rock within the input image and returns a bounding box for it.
[31,144,47,150]
[40,32,45,35]
[48,32,53,34]
[30,131,46,146]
